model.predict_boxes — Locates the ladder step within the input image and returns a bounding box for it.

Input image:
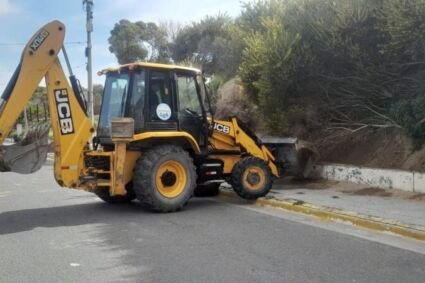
[92,170,111,174]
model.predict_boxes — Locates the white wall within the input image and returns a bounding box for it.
[312,163,425,193]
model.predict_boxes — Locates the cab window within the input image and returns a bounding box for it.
[149,71,173,121]
[129,71,146,131]
[176,74,202,116]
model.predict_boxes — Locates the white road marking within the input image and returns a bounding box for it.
[0,191,12,198]
[70,263,80,267]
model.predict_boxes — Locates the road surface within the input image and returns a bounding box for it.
[0,167,424,282]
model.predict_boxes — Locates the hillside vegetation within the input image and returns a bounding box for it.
[107,0,425,169]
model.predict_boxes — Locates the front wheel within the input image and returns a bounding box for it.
[230,156,273,199]
[133,145,197,212]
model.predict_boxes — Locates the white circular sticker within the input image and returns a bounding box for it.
[156,103,172,121]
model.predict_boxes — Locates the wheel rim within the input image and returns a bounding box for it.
[156,160,187,198]
[242,166,266,191]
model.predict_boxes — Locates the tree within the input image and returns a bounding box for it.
[106,0,425,141]
[172,14,240,76]
[108,20,171,64]
[236,0,425,139]
[239,15,302,133]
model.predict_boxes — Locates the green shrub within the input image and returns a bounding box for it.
[389,96,425,139]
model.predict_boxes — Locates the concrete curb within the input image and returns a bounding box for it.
[219,190,425,242]
[312,163,425,193]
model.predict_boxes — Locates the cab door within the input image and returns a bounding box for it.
[145,69,178,131]
[175,72,207,147]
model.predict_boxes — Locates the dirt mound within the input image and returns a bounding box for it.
[214,79,425,173]
[409,194,425,201]
[346,187,393,197]
[214,78,257,128]
[313,128,425,172]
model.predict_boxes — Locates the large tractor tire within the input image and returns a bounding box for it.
[94,185,136,204]
[133,145,197,212]
[230,156,273,200]
[194,183,221,197]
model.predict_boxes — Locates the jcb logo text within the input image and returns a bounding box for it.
[213,123,230,134]
[30,30,49,52]
[54,89,74,135]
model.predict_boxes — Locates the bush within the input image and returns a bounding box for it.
[236,0,425,139]
[214,79,258,129]
[389,96,425,139]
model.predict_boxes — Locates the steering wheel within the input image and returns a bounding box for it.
[185,108,198,116]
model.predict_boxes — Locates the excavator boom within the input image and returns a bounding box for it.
[0,21,93,182]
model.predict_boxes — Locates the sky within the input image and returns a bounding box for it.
[0,0,242,92]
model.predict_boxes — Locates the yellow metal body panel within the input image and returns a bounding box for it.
[209,118,279,177]
[81,132,198,196]
[209,154,240,174]
[209,120,240,151]
[46,61,93,187]
[133,131,201,153]
[123,151,141,185]
[110,142,127,195]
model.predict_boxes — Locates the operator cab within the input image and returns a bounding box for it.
[97,63,212,149]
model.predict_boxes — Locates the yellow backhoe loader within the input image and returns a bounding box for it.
[0,21,317,212]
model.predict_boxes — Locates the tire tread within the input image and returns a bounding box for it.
[230,156,273,200]
[133,145,196,212]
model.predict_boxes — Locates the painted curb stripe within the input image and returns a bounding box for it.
[219,190,425,241]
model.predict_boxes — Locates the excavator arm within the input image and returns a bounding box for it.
[0,21,93,187]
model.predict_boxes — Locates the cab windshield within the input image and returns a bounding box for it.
[98,72,130,137]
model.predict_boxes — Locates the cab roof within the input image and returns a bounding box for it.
[99,62,202,75]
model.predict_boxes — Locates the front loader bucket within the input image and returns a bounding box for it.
[293,140,320,178]
[0,124,50,174]
[262,137,319,179]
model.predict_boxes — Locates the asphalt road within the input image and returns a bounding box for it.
[0,167,424,283]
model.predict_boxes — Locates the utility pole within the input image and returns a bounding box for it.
[83,0,94,123]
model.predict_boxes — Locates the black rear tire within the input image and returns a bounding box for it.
[94,185,136,204]
[194,183,221,197]
[133,145,197,212]
[230,156,273,199]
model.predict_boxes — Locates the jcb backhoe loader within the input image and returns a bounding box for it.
[0,21,316,212]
